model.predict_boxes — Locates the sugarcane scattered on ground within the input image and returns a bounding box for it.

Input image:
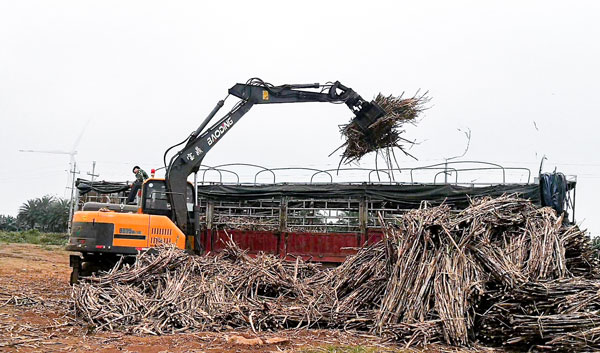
[72,195,600,351]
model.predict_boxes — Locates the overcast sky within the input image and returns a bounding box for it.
[1,1,599,234]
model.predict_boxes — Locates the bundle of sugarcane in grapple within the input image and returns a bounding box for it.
[72,195,600,351]
[337,91,430,164]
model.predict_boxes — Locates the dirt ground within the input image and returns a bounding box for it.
[0,244,489,353]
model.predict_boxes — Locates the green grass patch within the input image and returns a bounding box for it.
[0,230,68,246]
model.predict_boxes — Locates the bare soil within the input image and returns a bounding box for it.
[0,243,489,353]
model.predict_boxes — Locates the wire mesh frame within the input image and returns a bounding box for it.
[197,161,532,186]
[75,191,129,211]
[197,195,426,234]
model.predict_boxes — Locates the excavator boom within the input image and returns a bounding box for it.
[165,78,386,233]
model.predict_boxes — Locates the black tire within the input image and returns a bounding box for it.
[70,267,80,285]
[80,261,94,277]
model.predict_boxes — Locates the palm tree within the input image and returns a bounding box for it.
[17,195,69,232]
[18,198,40,229]
[0,215,18,231]
[48,199,69,232]
[38,195,55,231]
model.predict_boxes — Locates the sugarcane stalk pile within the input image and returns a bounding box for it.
[72,241,325,334]
[72,195,600,351]
[338,92,430,164]
[214,215,279,232]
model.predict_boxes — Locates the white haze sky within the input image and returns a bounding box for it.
[1,1,599,234]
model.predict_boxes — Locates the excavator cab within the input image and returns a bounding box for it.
[141,179,194,217]
[141,179,196,233]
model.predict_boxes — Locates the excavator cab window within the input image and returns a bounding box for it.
[141,180,194,217]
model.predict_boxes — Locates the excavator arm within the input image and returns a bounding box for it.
[165,78,386,233]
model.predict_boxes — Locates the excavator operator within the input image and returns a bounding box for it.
[126,165,148,204]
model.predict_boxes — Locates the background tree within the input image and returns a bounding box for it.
[0,215,18,231]
[17,195,69,232]
[47,198,69,232]
[18,198,41,229]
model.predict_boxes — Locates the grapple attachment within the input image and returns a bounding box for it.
[351,101,387,133]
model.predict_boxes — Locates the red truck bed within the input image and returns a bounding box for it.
[196,183,541,263]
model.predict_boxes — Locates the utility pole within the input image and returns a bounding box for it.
[67,161,80,234]
[87,161,99,182]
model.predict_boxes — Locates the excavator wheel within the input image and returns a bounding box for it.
[69,255,82,285]
[70,262,99,285]
[69,266,80,285]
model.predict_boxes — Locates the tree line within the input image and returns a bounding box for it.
[0,195,69,233]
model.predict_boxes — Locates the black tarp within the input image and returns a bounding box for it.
[197,183,541,209]
[539,172,576,214]
[76,179,130,195]
[75,178,543,210]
